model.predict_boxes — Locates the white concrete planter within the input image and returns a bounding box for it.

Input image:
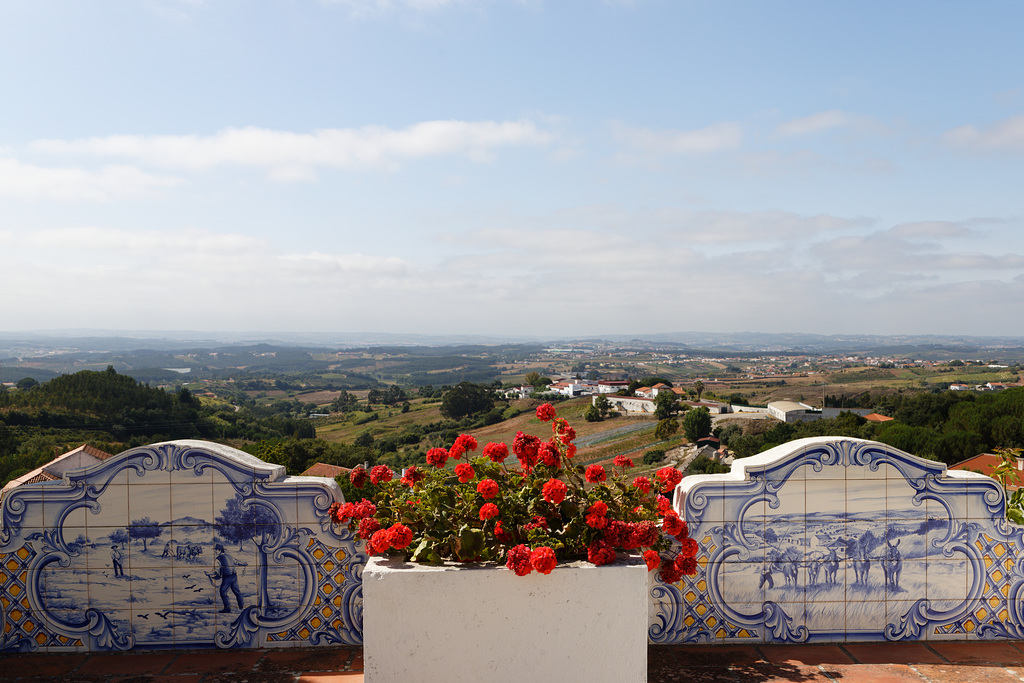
[362,555,648,683]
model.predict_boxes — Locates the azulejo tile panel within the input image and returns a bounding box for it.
[650,436,1024,644]
[0,440,364,652]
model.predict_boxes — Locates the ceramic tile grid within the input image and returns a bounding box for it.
[0,440,365,653]
[650,436,1024,644]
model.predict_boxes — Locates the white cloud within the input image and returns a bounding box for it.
[775,109,852,137]
[944,114,1024,152]
[886,221,974,239]
[0,158,181,201]
[31,120,554,181]
[614,121,742,155]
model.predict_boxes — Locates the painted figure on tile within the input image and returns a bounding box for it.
[883,539,902,591]
[759,559,775,589]
[110,544,125,578]
[806,555,821,586]
[208,543,247,613]
[161,541,174,558]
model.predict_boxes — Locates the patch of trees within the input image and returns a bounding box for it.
[440,382,497,419]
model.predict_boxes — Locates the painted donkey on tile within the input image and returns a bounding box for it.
[883,539,902,590]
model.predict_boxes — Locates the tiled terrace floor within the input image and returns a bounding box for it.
[5,642,1024,682]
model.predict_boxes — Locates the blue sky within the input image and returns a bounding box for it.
[2,0,1022,337]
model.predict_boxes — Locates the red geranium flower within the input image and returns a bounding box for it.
[565,444,577,459]
[479,502,499,520]
[349,467,368,489]
[656,495,672,514]
[400,465,425,487]
[506,544,533,576]
[644,549,661,572]
[678,536,699,558]
[588,501,608,517]
[632,476,652,494]
[387,523,413,550]
[356,499,377,519]
[585,465,607,483]
[494,520,513,544]
[513,431,541,470]
[613,455,633,469]
[542,478,567,505]
[327,502,344,524]
[587,539,616,566]
[455,462,475,483]
[536,403,557,422]
[357,517,381,540]
[454,433,478,453]
[369,529,392,554]
[655,466,683,493]
[476,478,499,499]
[539,442,560,468]
[530,546,557,575]
[677,555,698,575]
[483,442,509,463]
[523,515,548,531]
[659,558,683,584]
[662,511,686,537]
[426,447,449,468]
[369,465,394,485]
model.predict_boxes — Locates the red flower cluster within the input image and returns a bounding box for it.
[349,467,368,489]
[632,476,652,494]
[483,442,509,463]
[530,546,557,574]
[328,499,377,525]
[506,544,533,576]
[479,502,499,520]
[542,478,567,505]
[370,465,394,485]
[523,515,548,531]
[654,466,683,493]
[644,549,661,572]
[425,447,448,468]
[659,553,698,584]
[603,520,660,550]
[536,403,557,422]
[587,539,617,566]
[662,511,689,540]
[494,520,512,544]
[477,478,499,499]
[449,434,478,460]
[368,523,414,554]
[538,442,560,468]
[585,465,607,483]
[613,455,634,469]
[400,466,425,487]
[513,431,541,471]
[455,462,475,483]
[357,517,382,539]
[585,500,609,529]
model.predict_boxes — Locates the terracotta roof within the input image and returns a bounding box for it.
[949,453,1020,490]
[863,413,894,422]
[300,462,351,478]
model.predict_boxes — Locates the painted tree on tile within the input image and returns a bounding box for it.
[215,494,280,610]
[128,517,163,551]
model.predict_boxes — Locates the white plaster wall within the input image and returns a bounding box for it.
[363,556,648,683]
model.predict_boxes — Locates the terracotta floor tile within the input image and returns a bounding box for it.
[912,663,1022,682]
[112,676,202,683]
[297,675,365,682]
[842,641,946,665]
[759,644,856,666]
[77,652,177,676]
[258,648,356,673]
[739,663,835,682]
[163,650,263,674]
[0,653,88,677]
[820,663,926,682]
[928,641,1024,665]
[674,644,766,667]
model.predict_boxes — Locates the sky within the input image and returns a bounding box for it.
[2,0,1023,338]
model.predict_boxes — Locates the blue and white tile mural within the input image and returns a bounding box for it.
[651,437,1024,644]
[0,440,364,652]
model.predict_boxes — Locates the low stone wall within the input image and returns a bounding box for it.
[3,436,1023,652]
